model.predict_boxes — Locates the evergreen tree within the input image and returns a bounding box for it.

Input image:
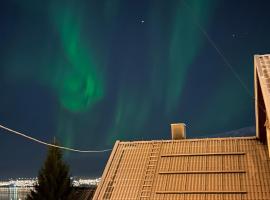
[26,142,74,200]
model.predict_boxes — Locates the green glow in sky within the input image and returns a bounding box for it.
[166,0,215,113]
[50,2,104,112]
[107,88,150,144]
[105,0,216,142]
[0,0,260,178]
[48,1,105,148]
[1,0,254,150]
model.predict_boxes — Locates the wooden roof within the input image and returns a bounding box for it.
[93,137,270,199]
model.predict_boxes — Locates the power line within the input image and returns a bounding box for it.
[0,124,112,153]
[182,0,266,114]
[182,0,253,96]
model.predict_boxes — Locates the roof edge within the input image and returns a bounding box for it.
[92,140,120,200]
[118,136,257,144]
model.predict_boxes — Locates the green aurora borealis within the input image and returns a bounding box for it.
[50,2,105,113]
[0,0,258,159]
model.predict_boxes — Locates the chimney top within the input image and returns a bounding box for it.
[171,123,186,140]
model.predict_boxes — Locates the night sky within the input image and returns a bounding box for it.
[1,0,270,179]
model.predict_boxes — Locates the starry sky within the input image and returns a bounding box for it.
[1,0,270,179]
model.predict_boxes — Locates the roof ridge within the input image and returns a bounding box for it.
[119,136,257,144]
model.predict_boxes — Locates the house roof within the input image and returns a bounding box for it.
[93,137,270,199]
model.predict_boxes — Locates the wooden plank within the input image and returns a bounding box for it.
[156,191,247,194]
[161,152,246,157]
[159,170,246,174]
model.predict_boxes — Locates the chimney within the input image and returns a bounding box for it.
[171,123,186,140]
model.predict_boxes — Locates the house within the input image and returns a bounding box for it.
[91,55,270,200]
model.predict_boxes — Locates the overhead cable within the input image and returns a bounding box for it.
[182,0,266,113]
[0,124,112,153]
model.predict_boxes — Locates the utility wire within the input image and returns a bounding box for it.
[182,0,266,113]
[0,124,112,153]
[182,0,252,97]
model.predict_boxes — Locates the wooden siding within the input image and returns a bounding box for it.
[255,55,270,147]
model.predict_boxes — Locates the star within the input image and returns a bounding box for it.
[141,20,145,24]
